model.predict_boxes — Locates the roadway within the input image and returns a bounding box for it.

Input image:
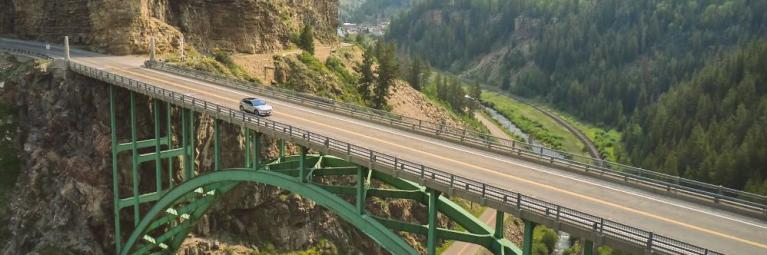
[2,38,765,254]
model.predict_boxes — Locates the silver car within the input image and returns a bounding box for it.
[239,98,273,116]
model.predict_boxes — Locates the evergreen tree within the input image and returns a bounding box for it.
[374,41,399,109]
[358,47,376,104]
[500,75,511,91]
[299,24,315,55]
[407,57,425,91]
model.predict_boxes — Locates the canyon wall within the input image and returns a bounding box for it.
[0,0,339,55]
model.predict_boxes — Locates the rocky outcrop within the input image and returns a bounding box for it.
[0,0,339,55]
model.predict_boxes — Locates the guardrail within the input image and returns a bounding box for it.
[145,60,767,216]
[0,47,55,60]
[71,60,723,255]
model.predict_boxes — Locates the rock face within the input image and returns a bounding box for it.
[0,0,339,55]
[0,55,115,254]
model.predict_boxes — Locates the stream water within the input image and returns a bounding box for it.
[483,106,572,254]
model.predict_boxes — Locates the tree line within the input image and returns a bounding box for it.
[387,0,767,193]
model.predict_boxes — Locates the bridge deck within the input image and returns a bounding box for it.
[3,38,765,254]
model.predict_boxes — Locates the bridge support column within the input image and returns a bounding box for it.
[109,85,122,252]
[181,108,195,179]
[427,188,441,255]
[153,100,163,192]
[253,132,261,170]
[244,128,251,168]
[299,146,308,183]
[130,91,140,225]
[522,219,536,255]
[166,102,174,188]
[278,139,286,161]
[494,210,505,239]
[214,119,221,171]
[356,166,368,215]
[582,240,594,255]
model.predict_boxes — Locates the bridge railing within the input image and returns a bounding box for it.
[71,60,723,255]
[144,60,767,216]
[0,47,54,60]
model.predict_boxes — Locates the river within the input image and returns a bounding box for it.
[483,106,573,254]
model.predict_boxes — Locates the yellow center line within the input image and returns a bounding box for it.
[102,63,766,249]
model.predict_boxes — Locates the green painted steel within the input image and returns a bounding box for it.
[166,102,173,189]
[107,87,519,255]
[495,210,504,239]
[153,100,162,192]
[130,92,140,225]
[299,146,307,182]
[120,170,418,255]
[427,189,439,255]
[583,240,594,255]
[214,119,221,171]
[523,219,536,255]
[109,85,122,252]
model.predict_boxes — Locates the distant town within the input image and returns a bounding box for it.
[337,21,390,37]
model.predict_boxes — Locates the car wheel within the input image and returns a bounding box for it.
[239,105,244,111]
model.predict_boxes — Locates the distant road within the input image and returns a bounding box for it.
[3,38,766,254]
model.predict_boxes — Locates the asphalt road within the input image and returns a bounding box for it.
[3,38,766,254]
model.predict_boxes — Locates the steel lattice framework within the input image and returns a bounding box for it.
[109,86,520,255]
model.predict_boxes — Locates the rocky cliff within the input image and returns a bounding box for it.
[0,0,339,55]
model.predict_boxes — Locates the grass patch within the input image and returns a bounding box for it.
[421,79,490,134]
[543,109,625,162]
[478,111,527,142]
[165,48,259,83]
[481,91,583,154]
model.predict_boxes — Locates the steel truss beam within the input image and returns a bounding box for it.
[111,87,519,255]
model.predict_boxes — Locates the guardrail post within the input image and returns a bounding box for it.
[646,232,654,254]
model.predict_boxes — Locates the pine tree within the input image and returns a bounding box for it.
[358,47,376,104]
[299,24,315,55]
[407,57,424,91]
[374,42,399,109]
[501,75,511,91]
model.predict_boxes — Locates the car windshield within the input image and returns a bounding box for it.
[251,99,266,106]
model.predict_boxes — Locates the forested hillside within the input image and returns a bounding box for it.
[388,0,767,193]
[624,41,767,193]
[389,0,766,125]
[340,0,413,23]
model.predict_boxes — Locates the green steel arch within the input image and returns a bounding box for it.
[121,169,418,255]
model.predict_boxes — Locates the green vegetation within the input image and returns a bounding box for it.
[421,74,489,133]
[388,0,767,192]
[254,239,339,255]
[624,41,767,194]
[340,0,413,23]
[276,52,365,105]
[356,40,399,110]
[545,109,625,162]
[166,48,257,83]
[531,225,559,255]
[481,91,582,153]
[298,24,315,55]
